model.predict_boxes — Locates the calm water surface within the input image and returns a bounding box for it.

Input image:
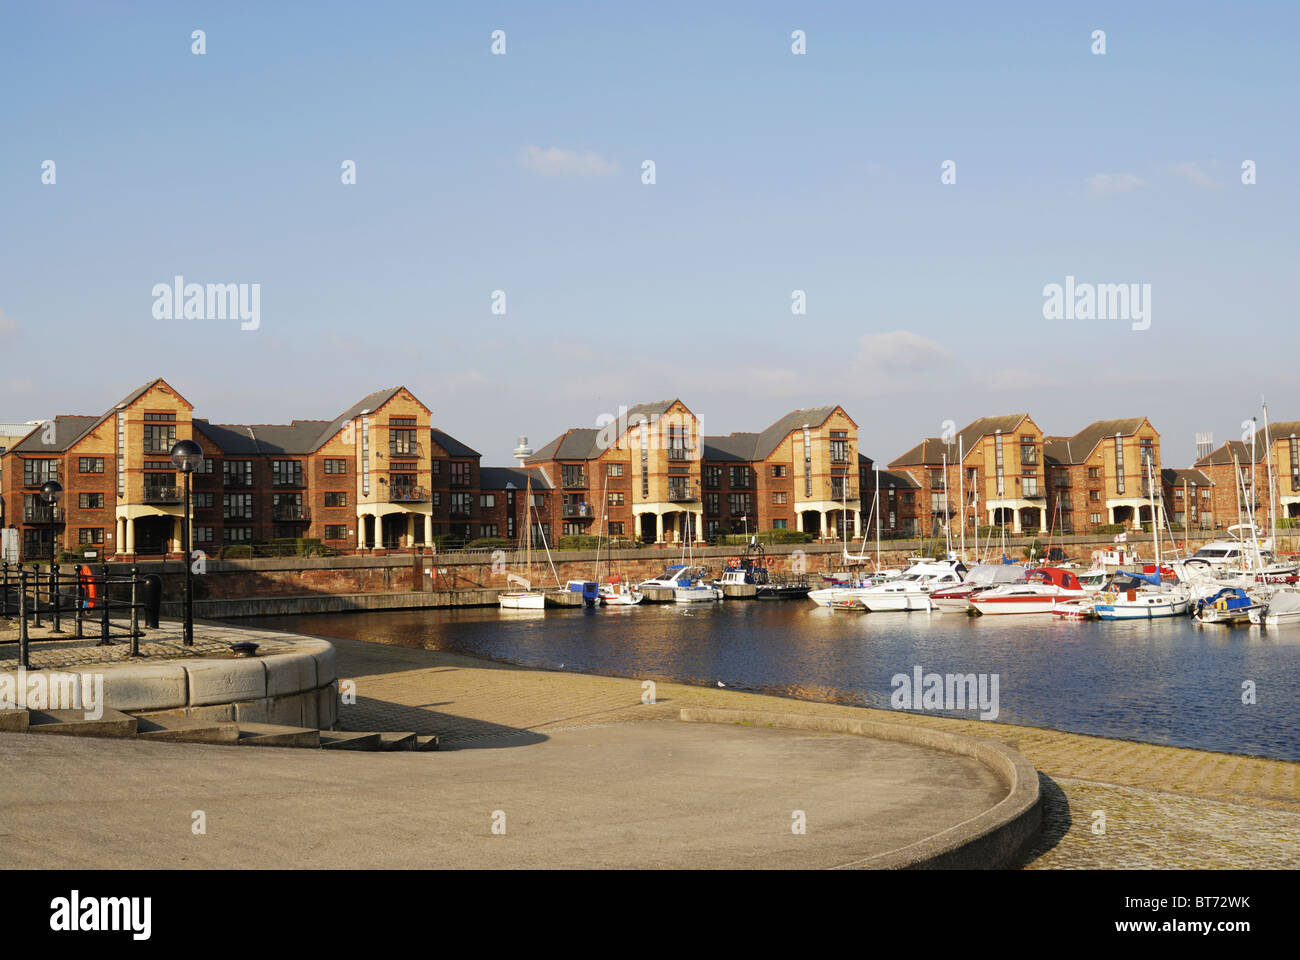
[255,603,1300,762]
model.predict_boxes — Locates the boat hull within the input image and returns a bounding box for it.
[970,597,1070,615]
[1093,599,1189,620]
[499,592,545,610]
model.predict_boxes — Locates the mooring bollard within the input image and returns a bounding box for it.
[99,563,110,646]
[129,565,140,656]
[18,569,30,669]
[50,562,63,634]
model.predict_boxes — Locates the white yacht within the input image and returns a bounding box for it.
[850,560,966,612]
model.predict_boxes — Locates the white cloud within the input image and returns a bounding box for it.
[519,145,617,177]
[1086,172,1146,197]
[1170,161,1221,189]
[0,308,17,336]
[855,330,952,371]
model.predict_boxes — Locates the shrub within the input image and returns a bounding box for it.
[557,535,601,550]
[465,537,511,550]
[221,544,253,559]
[716,529,814,546]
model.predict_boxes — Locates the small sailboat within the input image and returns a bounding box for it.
[1194,586,1265,625]
[499,476,558,609]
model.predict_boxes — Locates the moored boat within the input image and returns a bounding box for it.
[968,568,1087,616]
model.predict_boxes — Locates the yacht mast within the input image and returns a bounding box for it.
[1263,399,1278,551]
[958,436,966,562]
[874,466,881,569]
[942,452,951,560]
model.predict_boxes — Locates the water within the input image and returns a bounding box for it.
[254,603,1300,762]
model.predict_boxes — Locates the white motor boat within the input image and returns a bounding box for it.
[1249,590,1300,626]
[498,589,546,610]
[853,561,966,612]
[599,580,643,605]
[969,568,1088,616]
[674,580,723,603]
[927,563,1027,613]
[807,571,897,608]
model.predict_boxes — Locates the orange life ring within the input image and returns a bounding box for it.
[77,564,98,610]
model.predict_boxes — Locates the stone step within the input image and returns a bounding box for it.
[319,731,383,751]
[0,709,30,733]
[415,735,441,752]
[134,714,240,744]
[377,731,419,751]
[26,709,137,739]
[236,722,321,748]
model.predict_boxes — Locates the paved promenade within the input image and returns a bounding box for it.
[331,636,1300,869]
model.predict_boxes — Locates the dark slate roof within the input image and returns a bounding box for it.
[891,414,1029,468]
[527,428,603,463]
[1051,418,1149,464]
[310,387,404,451]
[480,466,554,490]
[431,428,480,458]
[1162,468,1212,486]
[11,415,100,453]
[702,433,760,461]
[750,407,841,460]
[1196,441,1250,466]
[875,468,921,489]
[190,419,331,455]
[625,400,677,426]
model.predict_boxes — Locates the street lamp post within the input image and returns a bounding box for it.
[40,480,64,633]
[170,439,204,646]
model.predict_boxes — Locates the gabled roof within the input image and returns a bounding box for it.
[751,406,843,460]
[702,433,760,462]
[310,387,405,451]
[890,414,1031,468]
[11,416,101,453]
[480,466,554,490]
[527,428,603,463]
[1162,468,1212,486]
[1196,440,1251,467]
[875,468,921,489]
[431,428,480,459]
[1046,418,1150,465]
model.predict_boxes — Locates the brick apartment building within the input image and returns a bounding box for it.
[1043,418,1163,534]
[1194,420,1300,531]
[890,415,1048,537]
[1161,468,1215,531]
[0,379,482,560]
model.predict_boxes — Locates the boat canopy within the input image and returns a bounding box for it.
[1025,568,1083,591]
[965,564,1028,586]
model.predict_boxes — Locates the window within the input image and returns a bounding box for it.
[23,459,58,486]
[1089,513,1102,525]
[271,460,303,487]
[1087,466,1101,479]
[607,463,624,478]
[389,427,419,457]
[480,524,499,538]
[727,493,753,516]
[223,460,253,487]
[608,492,625,506]
[78,528,105,544]
[430,460,441,475]
[529,493,544,508]
[143,461,172,470]
[773,518,787,529]
[1089,490,1100,501]
[142,422,176,454]
[431,491,442,506]
[829,431,849,463]
[704,493,720,516]
[450,492,473,517]
[562,522,584,536]
[324,525,349,541]
[704,465,722,489]
[772,464,786,478]
[1114,437,1126,494]
[608,522,624,536]
[223,527,253,543]
[772,491,787,505]
[78,457,105,474]
[561,465,586,488]
[79,493,105,509]
[480,494,496,508]
[196,457,214,474]
[324,492,348,508]
[193,527,215,543]
[223,493,253,520]
[323,459,347,474]
[1022,475,1038,497]
[450,462,471,487]
[1175,488,1184,500]
[993,432,1004,496]
[729,466,752,488]
[194,492,215,509]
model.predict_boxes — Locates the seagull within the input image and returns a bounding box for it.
[717,681,726,688]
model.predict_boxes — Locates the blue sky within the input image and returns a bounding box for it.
[2,1,1296,465]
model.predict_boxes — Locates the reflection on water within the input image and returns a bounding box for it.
[253,603,1300,762]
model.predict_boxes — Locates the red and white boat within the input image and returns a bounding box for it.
[968,568,1087,616]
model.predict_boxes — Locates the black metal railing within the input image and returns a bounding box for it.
[22,505,61,523]
[562,503,593,518]
[389,441,423,458]
[562,474,588,489]
[271,504,310,521]
[1,561,158,667]
[389,486,429,503]
[143,486,183,503]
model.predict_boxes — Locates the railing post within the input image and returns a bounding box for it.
[1,561,8,618]
[74,566,84,639]
[50,561,63,633]
[129,565,140,656]
[31,562,42,628]
[99,563,110,645]
[18,569,30,668]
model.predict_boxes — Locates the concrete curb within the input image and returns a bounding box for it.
[678,707,1042,870]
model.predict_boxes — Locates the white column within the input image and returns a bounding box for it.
[1107,506,1115,525]
[853,511,860,539]
[1039,510,1048,533]
[423,513,432,544]
[125,517,135,554]
[407,514,415,547]
[819,510,827,538]
[695,510,705,542]
[655,512,664,543]
[1012,509,1023,534]
[357,514,366,549]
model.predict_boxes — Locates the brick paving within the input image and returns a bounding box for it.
[329,635,1300,868]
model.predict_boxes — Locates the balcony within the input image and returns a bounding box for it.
[667,484,697,502]
[143,486,182,504]
[1022,489,1045,500]
[562,474,588,489]
[23,505,61,524]
[1020,452,1039,466]
[223,476,254,489]
[142,439,177,455]
[666,447,691,461]
[271,504,310,522]
[389,486,429,503]
[830,483,859,501]
[389,441,423,459]
[562,503,594,519]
